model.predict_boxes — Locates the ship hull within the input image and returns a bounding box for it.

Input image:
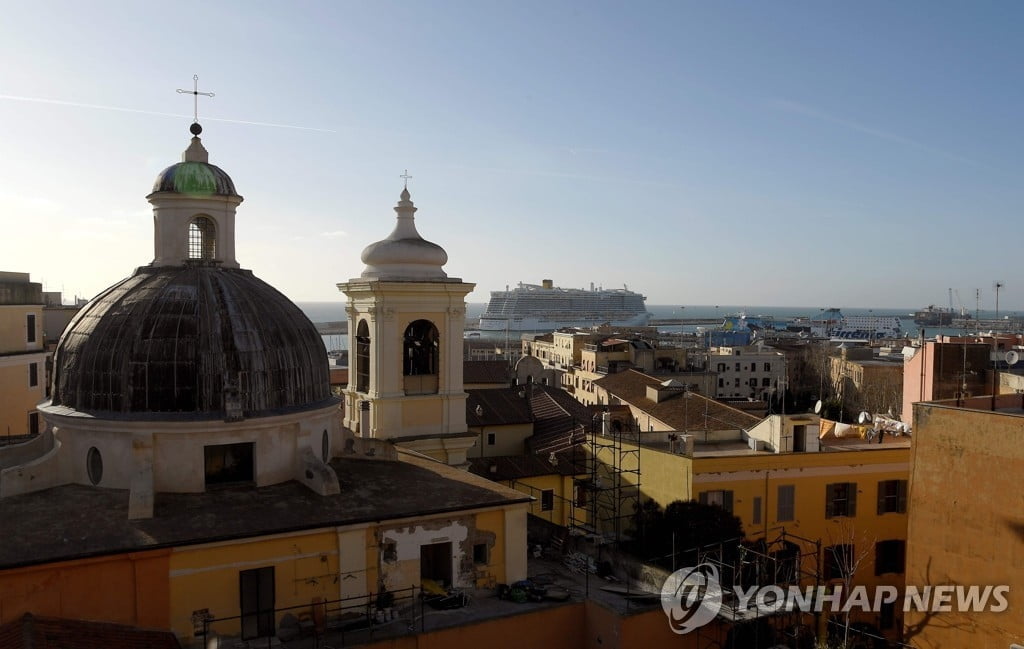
[478,313,651,332]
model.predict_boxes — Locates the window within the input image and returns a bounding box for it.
[540,489,554,511]
[777,485,795,521]
[29,362,38,387]
[26,314,36,343]
[86,446,103,485]
[875,540,906,575]
[473,543,489,565]
[355,321,370,392]
[487,432,495,446]
[826,482,857,518]
[187,216,217,259]
[699,489,734,514]
[748,378,757,387]
[29,412,39,436]
[877,480,908,514]
[734,378,740,387]
[879,601,896,630]
[403,319,439,376]
[718,378,724,388]
[321,430,330,463]
[574,480,588,507]
[763,362,771,372]
[752,496,762,525]
[717,363,726,372]
[381,540,398,562]
[762,377,771,386]
[824,544,853,581]
[735,362,741,371]
[204,442,255,487]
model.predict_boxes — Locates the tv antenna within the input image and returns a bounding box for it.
[857,411,872,425]
[1006,350,1020,367]
[994,281,1005,323]
[813,399,823,415]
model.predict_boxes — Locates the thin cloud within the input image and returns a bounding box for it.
[0,94,337,133]
[767,98,989,170]
[320,230,349,238]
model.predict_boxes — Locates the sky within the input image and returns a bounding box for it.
[1,1,1022,310]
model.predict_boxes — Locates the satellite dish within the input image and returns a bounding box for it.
[858,411,871,425]
[814,400,823,414]
[1006,350,1020,366]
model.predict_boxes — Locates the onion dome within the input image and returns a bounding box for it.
[50,265,331,418]
[360,188,449,280]
[151,124,239,197]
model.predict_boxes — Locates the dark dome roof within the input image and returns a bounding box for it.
[152,161,238,197]
[51,266,332,418]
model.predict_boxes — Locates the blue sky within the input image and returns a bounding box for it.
[2,1,1021,310]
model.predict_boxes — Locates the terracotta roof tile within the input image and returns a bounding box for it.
[593,369,760,431]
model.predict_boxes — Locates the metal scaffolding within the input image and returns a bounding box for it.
[569,412,641,546]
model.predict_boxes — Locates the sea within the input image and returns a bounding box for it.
[299,302,1015,352]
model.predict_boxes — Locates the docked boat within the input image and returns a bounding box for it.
[913,305,956,327]
[810,309,904,341]
[478,279,650,332]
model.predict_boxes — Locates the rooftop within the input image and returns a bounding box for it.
[0,451,530,570]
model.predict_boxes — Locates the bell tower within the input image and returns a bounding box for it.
[338,186,476,466]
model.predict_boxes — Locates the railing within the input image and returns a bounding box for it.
[200,586,424,648]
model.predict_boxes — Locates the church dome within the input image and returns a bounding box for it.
[152,160,238,197]
[51,265,332,418]
[150,133,238,198]
[360,188,449,280]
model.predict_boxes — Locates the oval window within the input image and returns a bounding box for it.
[321,430,330,463]
[86,447,103,485]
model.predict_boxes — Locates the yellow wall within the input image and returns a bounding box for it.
[0,357,46,436]
[506,474,587,528]
[0,305,43,354]
[0,549,170,629]
[169,530,341,640]
[467,423,533,458]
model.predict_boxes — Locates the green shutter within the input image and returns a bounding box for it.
[847,482,857,517]
[699,492,708,505]
[723,490,734,514]
[897,480,908,513]
[877,481,885,515]
[825,484,834,518]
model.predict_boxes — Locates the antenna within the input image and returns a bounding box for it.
[813,399,823,414]
[994,281,1005,323]
[858,411,871,425]
[1006,351,1020,367]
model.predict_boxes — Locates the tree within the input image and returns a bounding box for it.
[630,499,745,572]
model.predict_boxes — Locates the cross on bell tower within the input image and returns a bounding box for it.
[177,74,215,135]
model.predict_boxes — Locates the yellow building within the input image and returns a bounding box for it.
[0,272,46,441]
[905,394,1024,648]
[577,410,911,643]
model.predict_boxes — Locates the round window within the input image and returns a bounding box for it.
[86,447,103,485]
[321,430,330,463]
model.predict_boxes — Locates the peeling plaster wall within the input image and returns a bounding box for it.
[381,518,471,590]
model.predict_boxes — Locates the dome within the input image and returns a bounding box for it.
[360,188,449,280]
[152,161,238,197]
[150,135,239,198]
[51,265,332,418]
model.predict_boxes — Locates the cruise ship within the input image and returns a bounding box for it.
[478,280,650,332]
[809,308,904,341]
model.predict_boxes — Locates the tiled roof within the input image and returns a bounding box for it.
[593,369,760,431]
[525,386,592,455]
[463,360,511,385]
[466,388,533,426]
[0,614,181,649]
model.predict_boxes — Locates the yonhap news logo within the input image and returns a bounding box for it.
[659,563,723,634]
[661,565,1010,635]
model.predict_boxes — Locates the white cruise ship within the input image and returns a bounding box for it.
[478,280,650,332]
[809,309,904,341]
